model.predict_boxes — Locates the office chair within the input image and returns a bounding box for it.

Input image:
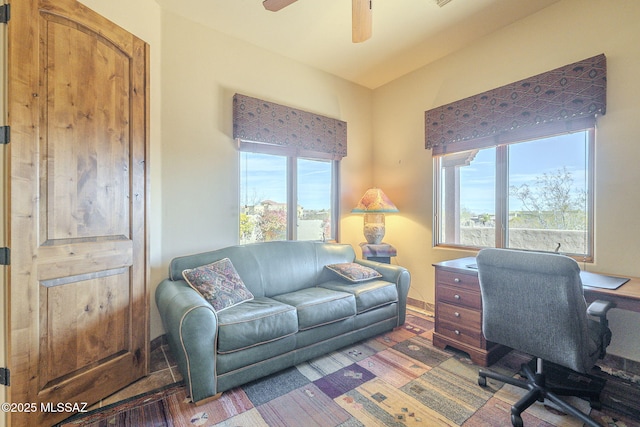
[476,248,615,427]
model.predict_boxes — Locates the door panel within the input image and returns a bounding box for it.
[42,271,130,386]
[8,0,149,425]
[43,13,131,242]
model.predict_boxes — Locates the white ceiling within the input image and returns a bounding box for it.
[156,0,559,89]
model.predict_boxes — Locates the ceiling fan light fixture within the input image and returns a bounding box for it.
[263,0,374,43]
[263,0,298,12]
[352,0,372,43]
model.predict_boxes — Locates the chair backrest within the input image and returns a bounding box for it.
[476,248,594,373]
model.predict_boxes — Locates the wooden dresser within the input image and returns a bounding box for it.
[432,257,511,366]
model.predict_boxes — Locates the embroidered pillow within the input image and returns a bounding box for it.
[325,262,382,283]
[182,258,254,312]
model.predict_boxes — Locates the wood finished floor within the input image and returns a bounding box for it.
[88,343,183,411]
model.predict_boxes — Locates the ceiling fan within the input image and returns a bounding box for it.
[263,0,373,43]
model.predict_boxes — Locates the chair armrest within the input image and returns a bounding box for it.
[587,299,616,358]
[587,299,616,318]
[355,259,411,326]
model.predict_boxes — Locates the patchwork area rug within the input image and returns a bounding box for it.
[60,312,639,426]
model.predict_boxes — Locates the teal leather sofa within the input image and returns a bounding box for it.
[155,241,411,404]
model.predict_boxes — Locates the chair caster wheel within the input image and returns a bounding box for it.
[478,376,487,387]
[511,413,523,427]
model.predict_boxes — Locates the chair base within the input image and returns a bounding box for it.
[478,358,605,427]
[525,358,606,409]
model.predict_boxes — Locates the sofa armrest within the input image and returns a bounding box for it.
[355,260,411,326]
[155,278,218,403]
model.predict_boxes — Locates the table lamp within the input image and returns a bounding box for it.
[351,188,399,244]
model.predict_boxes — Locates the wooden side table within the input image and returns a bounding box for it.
[359,243,396,264]
[432,257,511,366]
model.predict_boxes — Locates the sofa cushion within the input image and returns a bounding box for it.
[319,279,398,314]
[216,297,297,354]
[325,262,382,283]
[182,258,254,312]
[272,287,356,330]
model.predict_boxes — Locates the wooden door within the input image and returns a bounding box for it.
[7,0,149,425]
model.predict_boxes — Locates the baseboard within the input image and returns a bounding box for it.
[151,334,168,352]
[599,353,640,381]
[407,297,435,316]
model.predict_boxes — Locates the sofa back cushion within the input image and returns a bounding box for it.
[169,241,356,297]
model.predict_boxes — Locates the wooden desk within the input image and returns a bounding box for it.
[436,257,640,313]
[583,275,640,313]
[432,257,640,366]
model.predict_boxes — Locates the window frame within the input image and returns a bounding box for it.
[238,142,340,243]
[433,128,595,262]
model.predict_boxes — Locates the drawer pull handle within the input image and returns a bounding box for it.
[454,294,461,300]
[454,312,460,317]
[454,330,460,335]
[454,278,461,283]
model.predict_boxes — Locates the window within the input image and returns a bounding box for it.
[240,151,338,243]
[435,130,593,259]
[297,158,334,240]
[425,55,605,261]
[232,94,346,244]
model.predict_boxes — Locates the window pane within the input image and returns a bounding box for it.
[438,147,496,247]
[240,152,287,243]
[297,158,332,241]
[507,132,589,255]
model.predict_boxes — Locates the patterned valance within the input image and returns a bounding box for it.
[425,54,607,156]
[233,93,347,159]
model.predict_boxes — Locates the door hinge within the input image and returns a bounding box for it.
[0,247,9,266]
[0,368,9,386]
[0,126,9,144]
[0,4,10,24]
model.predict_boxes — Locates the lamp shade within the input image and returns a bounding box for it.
[351,188,399,213]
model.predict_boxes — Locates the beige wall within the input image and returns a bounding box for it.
[372,0,640,361]
[158,10,374,338]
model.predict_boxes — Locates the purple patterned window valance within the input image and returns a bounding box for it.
[233,93,347,160]
[425,54,606,156]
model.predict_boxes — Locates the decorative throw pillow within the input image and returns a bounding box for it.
[182,258,254,312]
[325,262,382,283]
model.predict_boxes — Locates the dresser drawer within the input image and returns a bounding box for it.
[437,320,482,348]
[437,284,481,309]
[436,270,478,289]
[437,302,481,331]
[433,259,512,367]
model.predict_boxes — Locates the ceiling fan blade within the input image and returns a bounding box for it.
[352,0,372,43]
[263,0,298,12]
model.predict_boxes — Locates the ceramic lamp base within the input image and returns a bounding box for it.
[363,213,385,244]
